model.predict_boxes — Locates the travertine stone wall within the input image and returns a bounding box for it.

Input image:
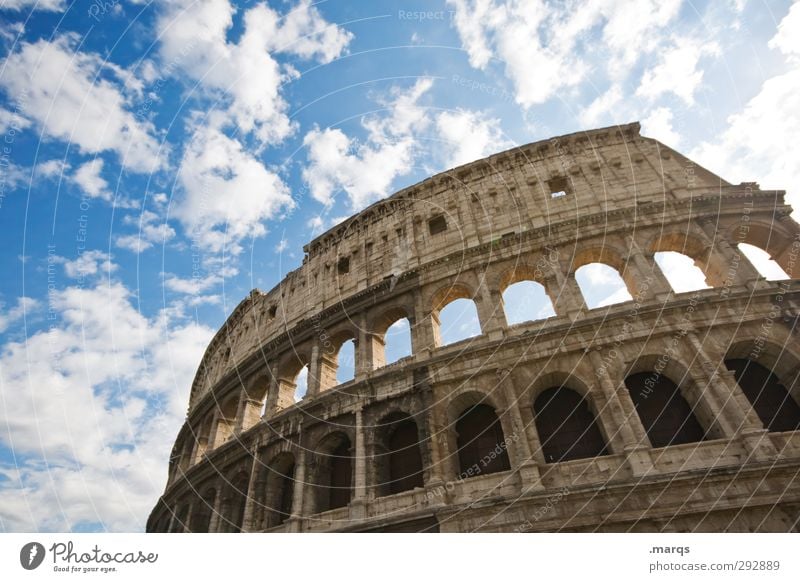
[148,123,800,533]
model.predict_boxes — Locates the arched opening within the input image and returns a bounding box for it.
[384,318,412,365]
[625,372,706,448]
[438,298,481,346]
[315,433,353,513]
[170,504,189,533]
[533,387,608,463]
[213,394,240,446]
[263,452,296,528]
[726,359,800,432]
[502,280,556,325]
[738,243,791,280]
[654,251,712,293]
[221,472,249,533]
[293,365,309,402]
[335,339,356,384]
[194,414,215,460]
[575,263,633,308]
[374,414,425,496]
[189,488,216,533]
[455,404,511,477]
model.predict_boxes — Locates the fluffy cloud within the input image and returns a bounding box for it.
[435,109,511,168]
[0,0,64,11]
[636,37,720,105]
[72,159,110,200]
[641,107,681,147]
[174,125,294,253]
[0,273,214,532]
[116,210,176,254]
[0,36,163,173]
[303,79,434,209]
[158,0,351,144]
[54,250,117,280]
[691,4,800,210]
[446,0,684,107]
[0,296,38,333]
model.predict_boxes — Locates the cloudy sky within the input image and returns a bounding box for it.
[0,0,798,532]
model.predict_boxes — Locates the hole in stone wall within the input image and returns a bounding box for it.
[337,257,350,275]
[428,215,447,235]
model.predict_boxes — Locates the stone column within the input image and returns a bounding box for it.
[698,218,762,289]
[589,349,653,476]
[241,450,262,532]
[306,343,322,397]
[350,408,368,520]
[355,312,377,380]
[207,480,225,533]
[475,282,507,341]
[686,333,778,460]
[411,288,438,355]
[623,235,672,301]
[497,368,544,491]
[420,378,449,503]
[547,271,585,320]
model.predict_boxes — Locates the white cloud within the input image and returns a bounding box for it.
[0,0,64,11]
[55,250,116,280]
[303,79,433,209]
[579,84,623,126]
[641,107,681,147]
[769,1,800,61]
[435,109,511,168]
[0,36,164,173]
[446,0,684,108]
[163,273,222,295]
[0,296,38,333]
[0,105,31,133]
[0,278,214,532]
[636,37,720,105]
[158,0,351,144]
[174,125,294,254]
[116,210,176,254]
[36,159,69,180]
[72,159,109,200]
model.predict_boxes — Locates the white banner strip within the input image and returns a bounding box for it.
[1,533,798,581]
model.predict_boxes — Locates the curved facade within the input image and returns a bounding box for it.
[148,122,800,533]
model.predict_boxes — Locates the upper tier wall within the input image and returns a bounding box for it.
[187,122,731,410]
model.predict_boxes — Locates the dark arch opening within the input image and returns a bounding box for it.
[189,488,215,533]
[387,419,425,495]
[625,372,706,448]
[455,404,511,477]
[534,387,609,463]
[317,435,353,512]
[726,359,800,432]
[222,474,249,533]
[264,453,296,528]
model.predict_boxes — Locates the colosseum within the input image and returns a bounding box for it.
[147,122,800,533]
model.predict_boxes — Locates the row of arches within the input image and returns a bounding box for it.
[161,355,800,532]
[176,232,794,474]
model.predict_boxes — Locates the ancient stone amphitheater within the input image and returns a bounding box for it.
[147,122,800,533]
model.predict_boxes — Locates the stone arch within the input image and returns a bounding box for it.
[369,304,414,369]
[188,486,216,532]
[212,392,240,448]
[646,230,723,287]
[497,265,557,325]
[727,218,799,276]
[262,451,297,529]
[374,411,425,496]
[446,391,511,478]
[571,245,635,308]
[725,339,800,431]
[276,351,312,407]
[194,412,215,461]
[623,356,709,448]
[318,327,358,390]
[220,470,250,533]
[430,283,481,347]
[533,386,609,463]
[170,502,190,533]
[312,431,354,513]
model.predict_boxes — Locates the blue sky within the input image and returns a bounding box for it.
[0,0,798,532]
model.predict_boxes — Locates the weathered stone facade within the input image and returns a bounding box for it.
[147,122,800,533]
